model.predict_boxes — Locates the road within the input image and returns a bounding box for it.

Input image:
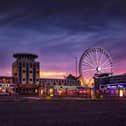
[0,96,126,126]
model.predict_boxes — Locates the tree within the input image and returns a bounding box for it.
[66,74,80,80]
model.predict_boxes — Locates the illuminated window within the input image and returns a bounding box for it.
[119,89,123,97]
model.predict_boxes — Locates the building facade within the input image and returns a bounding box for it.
[12,53,40,94]
[0,76,15,84]
[0,76,15,94]
[40,78,81,87]
[94,74,126,97]
[94,74,126,88]
[39,78,81,96]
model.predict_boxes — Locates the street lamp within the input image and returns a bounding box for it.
[75,57,78,77]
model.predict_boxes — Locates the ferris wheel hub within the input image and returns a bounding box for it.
[96,66,101,72]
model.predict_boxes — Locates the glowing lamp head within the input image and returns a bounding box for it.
[96,66,101,72]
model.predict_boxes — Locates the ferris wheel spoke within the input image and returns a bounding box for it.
[100,54,108,66]
[81,64,93,69]
[85,54,96,67]
[101,67,112,73]
[95,50,100,66]
[82,71,95,76]
[101,61,112,68]
[91,51,98,66]
[96,51,99,66]
[102,62,112,67]
[82,61,91,66]
[96,51,99,65]
[98,51,102,65]
[100,58,111,67]
[89,53,97,66]
[82,68,96,72]
[82,59,96,68]
[102,66,112,70]
[95,51,98,66]
[99,52,104,66]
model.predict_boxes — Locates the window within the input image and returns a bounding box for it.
[14,73,17,76]
[36,71,39,74]
[18,63,21,67]
[23,63,25,67]
[101,85,104,88]
[64,80,67,85]
[30,64,32,68]
[36,63,39,68]
[23,70,26,73]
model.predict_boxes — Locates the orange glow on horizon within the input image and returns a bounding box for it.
[1,67,126,79]
[40,71,66,78]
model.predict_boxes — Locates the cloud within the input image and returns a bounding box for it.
[0,0,126,77]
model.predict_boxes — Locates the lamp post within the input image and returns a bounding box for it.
[75,57,78,78]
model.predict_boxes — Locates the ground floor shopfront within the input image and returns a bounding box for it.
[16,85,39,95]
[0,83,15,95]
[97,83,126,97]
[39,86,94,97]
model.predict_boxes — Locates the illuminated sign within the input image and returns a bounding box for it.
[0,83,15,88]
[54,85,84,91]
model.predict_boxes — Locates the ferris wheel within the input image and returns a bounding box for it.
[79,48,112,85]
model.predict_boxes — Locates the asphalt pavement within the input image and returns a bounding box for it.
[0,96,126,126]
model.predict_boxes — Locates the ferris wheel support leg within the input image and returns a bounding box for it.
[91,88,96,100]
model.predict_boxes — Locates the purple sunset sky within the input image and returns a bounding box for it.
[0,0,126,78]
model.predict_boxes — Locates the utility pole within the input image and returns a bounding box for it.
[75,57,78,78]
